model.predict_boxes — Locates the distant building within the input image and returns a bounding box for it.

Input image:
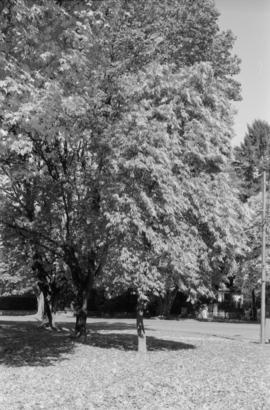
[217,288,243,308]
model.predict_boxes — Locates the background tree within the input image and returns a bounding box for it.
[231,120,270,319]
[234,194,267,320]
[234,120,270,202]
[233,119,270,318]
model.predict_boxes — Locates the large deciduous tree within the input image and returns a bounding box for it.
[0,0,245,348]
[99,61,246,344]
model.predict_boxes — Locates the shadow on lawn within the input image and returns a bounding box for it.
[0,321,74,367]
[60,321,195,351]
[0,320,195,367]
[82,332,195,352]
[59,320,138,332]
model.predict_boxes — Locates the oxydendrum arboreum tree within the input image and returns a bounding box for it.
[0,0,246,349]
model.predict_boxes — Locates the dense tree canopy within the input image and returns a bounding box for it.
[0,0,246,343]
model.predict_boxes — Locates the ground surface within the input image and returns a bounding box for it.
[0,315,270,409]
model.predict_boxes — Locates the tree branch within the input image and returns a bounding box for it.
[1,220,63,256]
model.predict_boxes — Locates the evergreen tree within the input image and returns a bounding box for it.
[234,120,270,202]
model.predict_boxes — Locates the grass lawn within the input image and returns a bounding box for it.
[0,316,269,409]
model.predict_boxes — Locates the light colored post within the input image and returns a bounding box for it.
[260,170,266,344]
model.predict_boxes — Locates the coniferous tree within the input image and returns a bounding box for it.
[234,120,270,202]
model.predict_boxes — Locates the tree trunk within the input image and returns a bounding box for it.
[252,288,257,321]
[73,272,93,342]
[33,253,56,329]
[63,245,90,340]
[74,290,88,342]
[37,285,55,329]
[37,294,55,328]
[63,245,98,341]
[44,295,55,328]
[36,292,44,320]
[137,298,146,353]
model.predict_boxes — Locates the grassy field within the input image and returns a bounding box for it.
[0,316,270,409]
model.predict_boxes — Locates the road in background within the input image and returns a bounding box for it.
[0,314,265,343]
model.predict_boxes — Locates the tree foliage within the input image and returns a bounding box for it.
[234,120,270,202]
[233,120,270,307]
[0,0,245,336]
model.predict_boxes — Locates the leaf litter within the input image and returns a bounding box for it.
[0,321,269,409]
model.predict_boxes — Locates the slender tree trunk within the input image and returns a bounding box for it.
[36,292,44,320]
[44,293,55,328]
[46,300,53,328]
[137,298,146,353]
[252,288,257,321]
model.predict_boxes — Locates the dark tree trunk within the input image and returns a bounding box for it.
[63,245,90,340]
[252,288,257,321]
[137,298,146,353]
[44,293,54,328]
[63,245,105,341]
[73,271,94,341]
[74,290,88,342]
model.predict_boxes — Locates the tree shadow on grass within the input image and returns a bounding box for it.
[59,321,194,351]
[88,321,137,331]
[0,321,74,367]
[0,320,195,367]
[79,332,196,352]
[58,320,139,333]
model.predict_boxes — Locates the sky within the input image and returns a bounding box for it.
[214,0,270,146]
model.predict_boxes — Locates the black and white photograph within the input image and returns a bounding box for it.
[0,0,269,408]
